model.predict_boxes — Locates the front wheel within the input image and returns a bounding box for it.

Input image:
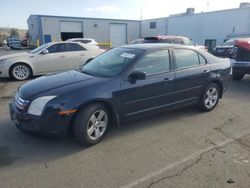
[73,104,110,146]
[198,83,220,112]
[10,63,31,81]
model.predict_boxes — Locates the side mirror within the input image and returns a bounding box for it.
[41,49,49,55]
[128,70,146,82]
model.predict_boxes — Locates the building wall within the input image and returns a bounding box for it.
[167,7,250,45]
[31,16,140,45]
[83,18,140,43]
[28,7,250,47]
[27,15,40,46]
[41,16,84,43]
[141,18,168,37]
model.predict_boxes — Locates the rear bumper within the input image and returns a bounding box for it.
[232,61,250,74]
[9,102,72,136]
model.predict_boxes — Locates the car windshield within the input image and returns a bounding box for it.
[29,43,50,54]
[82,48,143,77]
[222,39,235,46]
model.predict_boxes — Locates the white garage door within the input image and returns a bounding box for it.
[60,21,83,32]
[110,24,127,47]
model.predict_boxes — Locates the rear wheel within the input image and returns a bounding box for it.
[232,72,245,81]
[73,103,109,146]
[198,83,220,111]
[10,63,31,81]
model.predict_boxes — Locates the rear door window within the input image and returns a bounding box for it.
[174,49,204,69]
[68,43,86,51]
[47,43,68,53]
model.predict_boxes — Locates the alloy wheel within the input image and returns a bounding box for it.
[87,110,108,140]
[12,65,30,80]
[204,87,218,109]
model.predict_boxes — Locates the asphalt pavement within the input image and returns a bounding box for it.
[0,49,250,187]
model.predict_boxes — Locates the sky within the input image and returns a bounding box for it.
[0,0,246,29]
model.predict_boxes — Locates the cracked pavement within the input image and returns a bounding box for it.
[0,64,250,187]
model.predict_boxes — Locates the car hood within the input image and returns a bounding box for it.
[0,52,32,60]
[19,70,101,100]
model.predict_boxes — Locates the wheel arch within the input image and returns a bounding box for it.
[68,99,119,133]
[9,62,34,77]
[210,79,223,98]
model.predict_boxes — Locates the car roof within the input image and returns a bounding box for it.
[120,43,198,51]
[144,35,190,40]
[67,38,95,41]
[46,41,98,49]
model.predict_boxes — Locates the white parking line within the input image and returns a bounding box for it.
[121,138,235,188]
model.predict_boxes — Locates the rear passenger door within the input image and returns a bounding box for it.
[173,48,210,104]
[67,43,88,69]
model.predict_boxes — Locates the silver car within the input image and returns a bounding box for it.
[0,42,104,80]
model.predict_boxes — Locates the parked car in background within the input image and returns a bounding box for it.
[212,38,243,58]
[231,38,250,80]
[7,37,21,49]
[129,36,208,51]
[0,42,104,80]
[2,39,7,46]
[9,44,232,146]
[66,38,98,46]
[21,39,28,47]
[128,39,144,44]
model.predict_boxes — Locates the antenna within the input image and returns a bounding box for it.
[140,7,143,20]
[207,0,210,11]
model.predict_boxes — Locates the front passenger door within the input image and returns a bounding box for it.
[120,49,175,119]
[35,43,69,74]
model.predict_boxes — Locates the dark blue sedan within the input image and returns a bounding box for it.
[9,44,232,146]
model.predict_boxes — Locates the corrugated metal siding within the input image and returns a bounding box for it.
[141,18,168,37]
[41,17,84,42]
[37,16,140,44]
[83,18,140,43]
[27,15,40,45]
[168,8,250,45]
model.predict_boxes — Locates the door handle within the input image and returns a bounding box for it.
[203,70,210,73]
[80,54,85,56]
[164,77,174,82]
[60,55,66,58]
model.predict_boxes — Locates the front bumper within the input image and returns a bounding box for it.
[9,102,72,136]
[0,65,10,77]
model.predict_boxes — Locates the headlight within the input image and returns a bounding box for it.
[0,58,8,65]
[28,96,57,116]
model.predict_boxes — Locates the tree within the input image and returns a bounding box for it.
[0,30,8,45]
[10,28,19,37]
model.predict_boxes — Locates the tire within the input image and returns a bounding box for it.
[10,63,32,81]
[73,103,110,146]
[232,72,244,81]
[198,83,220,112]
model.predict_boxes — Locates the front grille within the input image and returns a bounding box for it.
[14,94,30,111]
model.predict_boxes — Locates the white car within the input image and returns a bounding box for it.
[0,42,104,80]
[66,38,98,46]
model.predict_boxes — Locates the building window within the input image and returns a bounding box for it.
[149,22,156,29]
